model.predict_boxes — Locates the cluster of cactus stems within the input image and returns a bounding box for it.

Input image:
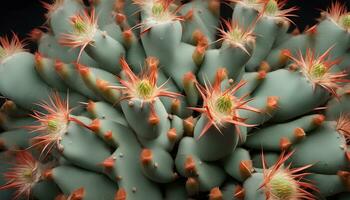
[1,0,350,199]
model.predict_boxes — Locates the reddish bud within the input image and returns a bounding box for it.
[184,116,195,136]
[208,0,220,16]
[55,60,64,72]
[346,151,350,162]
[115,188,127,200]
[122,30,133,45]
[89,119,100,132]
[115,13,126,25]
[306,25,317,35]
[28,28,43,42]
[171,99,180,114]
[43,169,53,180]
[258,70,267,80]
[96,79,110,92]
[214,68,228,86]
[183,72,196,87]
[145,57,159,69]
[234,185,245,199]
[338,171,350,189]
[313,115,325,126]
[1,100,16,113]
[186,177,199,196]
[104,131,113,140]
[102,157,115,169]
[184,9,194,21]
[70,187,85,200]
[167,128,177,142]
[209,187,223,200]
[54,194,67,200]
[294,127,306,140]
[259,61,270,72]
[279,49,291,65]
[192,44,206,65]
[34,52,44,70]
[114,0,125,12]
[239,160,253,178]
[140,149,153,166]
[148,112,159,126]
[267,96,279,110]
[184,156,196,175]
[86,100,95,113]
[75,63,90,77]
[292,28,300,35]
[280,137,292,150]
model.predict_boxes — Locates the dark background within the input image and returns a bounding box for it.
[0,0,350,106]
[1,0,350,44]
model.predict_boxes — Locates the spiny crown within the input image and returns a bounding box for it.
[59,9,97,61]
[0,34,25,63]
[260,151,317,200]
[287,48,349,97]
[25,93,72,156]
[0,151,42,200]
[110,58,181,103]
[336,114,350,144]
[327,1,350,31]
[191,69,260,138]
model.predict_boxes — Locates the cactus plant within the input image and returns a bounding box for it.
[0,0,350,199]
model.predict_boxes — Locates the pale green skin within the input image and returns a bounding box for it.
[222,147,251,182]
[121,98,170,140]
[164,181,188,200]
[50,0,85,39]
[307,173,347,198]
[179,0,219,45]
[85,30,126,74]
[326,94,350,120]
[175,137,226,192]
[34,56,67,91]
[246,114,320,151]
[198,42,252,85]
[2,0,350,199]
[38,33,99,68]
[290,122,350,174]
[243,173,266,200]
[193,115,239,162]
[221,182,243,200]
[60,116,112,173]
[313,19,350,58]
[0,52,86,111]
[139,147,175,183]
[53,165,116,200]
[252,69,330,122]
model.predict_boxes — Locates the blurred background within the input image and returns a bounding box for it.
[1,0,350,48]
[0,0,349,105]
